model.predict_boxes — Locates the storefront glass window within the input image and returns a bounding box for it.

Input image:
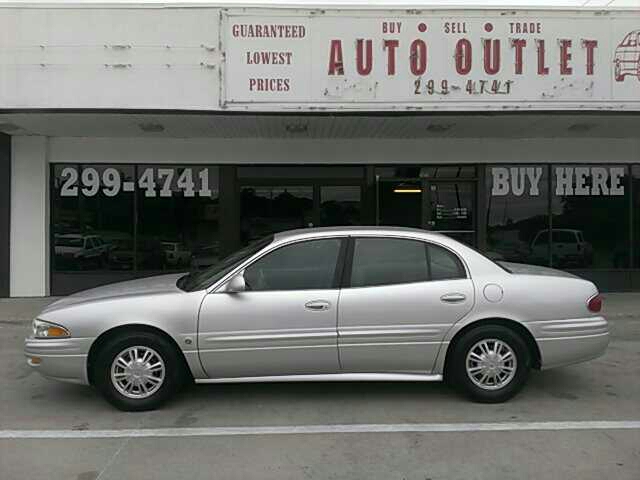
[633,166,640,268]
[136,166,220,272]
[551,165,629,269]
[240,186,313,245]
[51,164,136,294]
[51,164,220,294]
[485,165,550,265]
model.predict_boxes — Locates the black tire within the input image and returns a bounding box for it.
[449,325,531,403]
[93,331,185,411]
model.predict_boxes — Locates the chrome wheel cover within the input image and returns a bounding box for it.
[110,346,166,399]
[465,338,517,391]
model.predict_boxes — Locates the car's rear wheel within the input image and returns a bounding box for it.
[94,331,183,411]
[450,325,531,403]
[614,61,624,81]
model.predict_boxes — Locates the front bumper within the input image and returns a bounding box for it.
[24,336,93,385]
[529,316,610,370]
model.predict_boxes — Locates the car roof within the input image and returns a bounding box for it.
[273,226,450,242]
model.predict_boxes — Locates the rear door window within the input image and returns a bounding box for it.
[350,238,429,288]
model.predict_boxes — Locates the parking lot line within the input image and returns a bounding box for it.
[1,420,640,439]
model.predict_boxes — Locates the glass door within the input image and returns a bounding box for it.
[239,183,363,246]
[376,176,476,248]
[424,181,475,246]
[240,185,314,245]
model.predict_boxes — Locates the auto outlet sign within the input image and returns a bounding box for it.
[221,10,640,111]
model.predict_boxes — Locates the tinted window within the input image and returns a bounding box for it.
[350,238,429,288]
[485,165,549,265]
[551,165,629,268]
[244,239,342,291]
[428,244,466,281]
[553,231,576,243]
[533,232,549,246]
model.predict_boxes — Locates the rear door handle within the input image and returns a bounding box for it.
[305,300,331,311]
[440,293,467,304]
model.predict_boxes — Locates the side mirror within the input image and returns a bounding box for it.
[225,272,246,293]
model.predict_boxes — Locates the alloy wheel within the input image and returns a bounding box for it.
[465,338,517,391]
[110,346,166,399]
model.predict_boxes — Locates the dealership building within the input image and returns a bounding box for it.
[0,0,639,297]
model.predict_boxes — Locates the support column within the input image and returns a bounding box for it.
[10,136,49,297]
[0,133,10,297]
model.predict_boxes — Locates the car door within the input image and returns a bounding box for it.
[197,237,346,378]
[337,236,474,373]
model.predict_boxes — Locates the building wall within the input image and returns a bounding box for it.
[48,136,640,165]
[0,133,10,297]
[0,7,221,109]
[10,136,49,297]
[1,6,639,112]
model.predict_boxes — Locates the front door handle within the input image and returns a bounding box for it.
[305,300,331,311]
[440,293,467,304]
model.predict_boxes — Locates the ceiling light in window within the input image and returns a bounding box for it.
[393,183,422,194]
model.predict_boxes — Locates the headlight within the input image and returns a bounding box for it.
[32,319,70,338]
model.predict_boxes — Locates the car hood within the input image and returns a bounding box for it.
[499,262,579,279]
[43,273,186,312]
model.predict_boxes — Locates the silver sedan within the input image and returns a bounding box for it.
[25,227,610,411]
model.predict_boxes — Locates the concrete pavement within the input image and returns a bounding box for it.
[1,295,639,479]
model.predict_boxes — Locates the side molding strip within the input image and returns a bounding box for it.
[196,373,443,384]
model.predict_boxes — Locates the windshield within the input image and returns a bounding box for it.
[177,235,273,292]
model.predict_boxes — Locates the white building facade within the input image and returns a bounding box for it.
[1,2,639,296]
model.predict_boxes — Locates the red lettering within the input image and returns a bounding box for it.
[455,39,472,75]
[583,39,597,75]
[536,39,549,75]
[560,39,573,75]
[328,40,344,75]
[483,39,500,75]
[512,39,526,74]
[383,39,399,75]
[409,39,427,75]
[356,39,373,76]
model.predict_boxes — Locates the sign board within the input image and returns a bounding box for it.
[221,10,640,111]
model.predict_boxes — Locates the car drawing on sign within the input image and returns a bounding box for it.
[54,234,111,269]
[26,227,609,411]
[530,229,594,268]
[614,30,640,82]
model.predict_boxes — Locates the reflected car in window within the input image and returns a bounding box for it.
[26,227,608,411]
[530,229,594,268]
[54,234,111,269]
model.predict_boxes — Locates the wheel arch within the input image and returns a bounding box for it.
[86,323,194,386]
[442,318,542,379]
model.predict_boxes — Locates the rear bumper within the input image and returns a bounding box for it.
[24,337,93,385]
[529,316,610,370]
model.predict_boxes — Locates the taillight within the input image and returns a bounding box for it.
[587,294,603,313]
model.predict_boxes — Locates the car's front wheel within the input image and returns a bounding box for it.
[449,325,531,403]
[94,331,184,411]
